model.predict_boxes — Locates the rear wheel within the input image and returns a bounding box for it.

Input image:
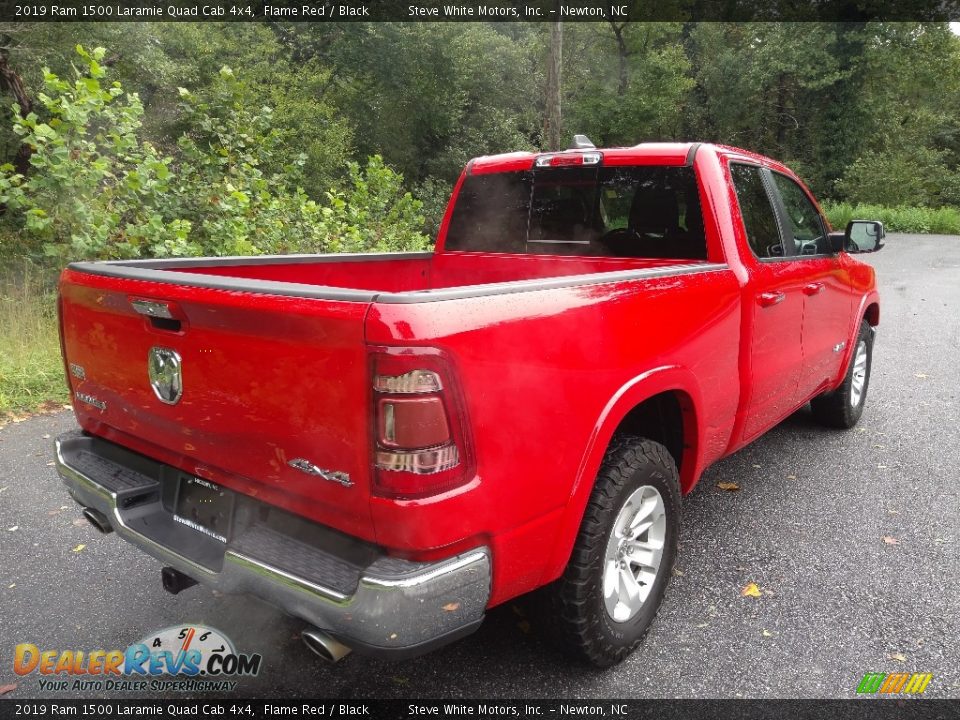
[548,436,680,667]
[811,320,874,428]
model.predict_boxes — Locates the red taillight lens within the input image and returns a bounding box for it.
[371,348,473,499]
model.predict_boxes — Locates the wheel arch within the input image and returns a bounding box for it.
[836,291,880,383]
[539,366,702,586]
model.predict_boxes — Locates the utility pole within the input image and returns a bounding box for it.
[544,16,563,151]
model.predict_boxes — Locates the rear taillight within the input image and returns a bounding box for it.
[371,348,473,499]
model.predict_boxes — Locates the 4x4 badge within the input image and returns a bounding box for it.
[148,347,183,405]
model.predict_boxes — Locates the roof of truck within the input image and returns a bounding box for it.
[466,142,783,175]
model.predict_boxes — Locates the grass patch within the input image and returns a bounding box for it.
[822,202,960,235]
[0,260,70,418]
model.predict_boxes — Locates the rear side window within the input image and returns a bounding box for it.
[730,164,783,259]
[444,165,707,259]
[445,172,532,254]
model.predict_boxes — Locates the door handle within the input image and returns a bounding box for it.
[803,282,825,296]
[758,291,785,307]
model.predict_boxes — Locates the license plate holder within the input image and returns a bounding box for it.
[174,476,235,543]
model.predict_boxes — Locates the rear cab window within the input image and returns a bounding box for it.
[445,164,708,260]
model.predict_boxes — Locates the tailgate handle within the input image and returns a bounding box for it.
[130,299,184,333]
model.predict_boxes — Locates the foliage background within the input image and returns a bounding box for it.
[1,21,959,414]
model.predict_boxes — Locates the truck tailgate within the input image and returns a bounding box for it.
[58,267,376,540]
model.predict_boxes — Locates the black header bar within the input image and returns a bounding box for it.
[0,0,959,22]
[1,699,959,720]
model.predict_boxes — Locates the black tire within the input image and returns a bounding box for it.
[547,436,680,667]
[811,320,874,429]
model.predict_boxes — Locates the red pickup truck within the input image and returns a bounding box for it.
[54,141,882,667]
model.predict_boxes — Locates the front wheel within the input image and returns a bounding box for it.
[547,436,680,667]
[811,320,874,428]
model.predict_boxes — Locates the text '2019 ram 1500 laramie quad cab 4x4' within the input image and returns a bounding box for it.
[54,140,882,667]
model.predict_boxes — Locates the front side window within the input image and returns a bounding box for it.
[770,172,828,256]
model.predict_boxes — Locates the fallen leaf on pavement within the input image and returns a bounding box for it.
[0,487,8,494]
[7,526,18,532]
[786,475,797,480]
[8,583,15,589]
[888,652,907,662]
[914,373,928,379]
[72,544,86,553]
[672,568,684,576]
[882,536,900,545]
[42,434,50,440]
[516,620,531,634]
[741,583,762,598]
[71,518,87,527]
[0,683,17,696]
[442,602,460,612]
[695,622,709,628]
[716,481,740,492]
[762,629,774,637]
[752,464,761,469]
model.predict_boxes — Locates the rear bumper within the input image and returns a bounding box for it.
[54,430,490,659]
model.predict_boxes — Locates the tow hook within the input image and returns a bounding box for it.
[161,566,198,595]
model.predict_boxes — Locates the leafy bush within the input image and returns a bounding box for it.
[312,156,430,254]
[823,202,960,235]
[0,46,181,263]
[835,148,960,209]
[0,46,429,263]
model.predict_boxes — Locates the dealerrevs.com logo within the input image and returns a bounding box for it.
[13,625,262,693]
[857,672,934,695]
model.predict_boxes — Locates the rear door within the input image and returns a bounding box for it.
[729,163,806,441]
[58,268,376,540]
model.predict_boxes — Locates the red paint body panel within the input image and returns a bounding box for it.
[57,143,880,610]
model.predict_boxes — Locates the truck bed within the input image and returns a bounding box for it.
[68,251,717,301]
[58,250,729,547]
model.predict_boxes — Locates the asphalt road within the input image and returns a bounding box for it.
[1,233,958,700]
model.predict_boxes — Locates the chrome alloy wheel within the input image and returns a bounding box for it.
[850,339,868,408]
[603,485,666,623]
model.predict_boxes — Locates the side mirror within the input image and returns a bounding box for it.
[844,220,885,253]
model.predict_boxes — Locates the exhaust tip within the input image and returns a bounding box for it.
[82,507,113,534]
[161,566,198,595]
[301,628,352,664]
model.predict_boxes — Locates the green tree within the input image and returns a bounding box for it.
[563,23,693,146]
[0,46,182,262]
[0,46,428,262]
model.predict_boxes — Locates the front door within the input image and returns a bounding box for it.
[766,171,853,401]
